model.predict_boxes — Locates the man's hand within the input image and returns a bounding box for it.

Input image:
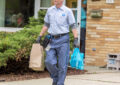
[36,36,42,43]
[74,38,79,47]
[36,25,48,43]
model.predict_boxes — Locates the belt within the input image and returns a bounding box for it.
[50,33,68,39]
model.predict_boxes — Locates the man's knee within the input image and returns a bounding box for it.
[45,59,57,66]
[59,65,67,72]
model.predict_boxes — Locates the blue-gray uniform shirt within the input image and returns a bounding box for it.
[44,5,76,35]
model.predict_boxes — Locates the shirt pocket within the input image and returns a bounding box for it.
[57,14,67,25]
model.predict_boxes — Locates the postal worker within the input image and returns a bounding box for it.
[36,0,78,85]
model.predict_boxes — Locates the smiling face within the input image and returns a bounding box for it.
[53,0,64,7]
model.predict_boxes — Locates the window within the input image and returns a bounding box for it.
[66,0,77,8]
[66,0,78,23]
[41,0,53,7]
[0,0,34,27]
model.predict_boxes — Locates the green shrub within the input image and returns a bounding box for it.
[0,32,13,41]
[25,10,46,27]
[0,10,46,67]
[0,25,43,67]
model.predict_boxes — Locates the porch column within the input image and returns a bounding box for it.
[0,0,5,27]
[77,0,81,44]
[63,0,66,5]
[34,0,41,18]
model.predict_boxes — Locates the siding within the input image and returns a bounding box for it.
[85,0,120,66]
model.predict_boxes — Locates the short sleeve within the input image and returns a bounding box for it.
[67,10,76,25]
[44,10,49,24]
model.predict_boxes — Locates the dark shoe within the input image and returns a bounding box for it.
[52,82,57,85]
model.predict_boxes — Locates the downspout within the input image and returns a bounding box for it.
[63,0,66,5]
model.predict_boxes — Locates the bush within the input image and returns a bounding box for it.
[25,10,46,27]
[0,32,13,41]
[0,25,43,67]
[0,10,46,71]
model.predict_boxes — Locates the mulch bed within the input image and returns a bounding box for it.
[0,67,87,82]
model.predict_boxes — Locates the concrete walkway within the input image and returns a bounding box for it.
[0,27,23,32]
[0,66,120,85]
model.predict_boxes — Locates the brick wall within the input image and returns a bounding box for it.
[85,0,120,66]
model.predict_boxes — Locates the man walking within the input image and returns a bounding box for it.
[36,0,78,85]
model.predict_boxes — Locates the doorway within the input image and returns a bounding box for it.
[66,0,87,54]
[80,0,87,55]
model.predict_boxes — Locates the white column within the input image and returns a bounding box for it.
[77,0,81,44]
[0,0,5,27]
[34,0,41,18]
[63,0,66,5]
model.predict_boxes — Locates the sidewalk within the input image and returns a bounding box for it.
[0,66,120,85]
[0,27,23,32]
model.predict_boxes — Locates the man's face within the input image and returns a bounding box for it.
[53,0,63,6]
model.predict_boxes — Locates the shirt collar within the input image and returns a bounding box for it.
[60,5,65,11]
[53,5,64,11]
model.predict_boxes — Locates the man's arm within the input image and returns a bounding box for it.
[40,25,48,36]
[40,9,50,36]
[72,28,78,39]
[67,9,79,47]
[72,28,79,47]
[36,9,49,43]
[70,24,79,47]
[36,25,48,43]
[67,10,78,38]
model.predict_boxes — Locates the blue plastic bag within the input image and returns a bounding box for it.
[70,48,78,68]
[70,48,84,70]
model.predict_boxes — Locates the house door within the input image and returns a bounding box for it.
[66,0,87,54]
